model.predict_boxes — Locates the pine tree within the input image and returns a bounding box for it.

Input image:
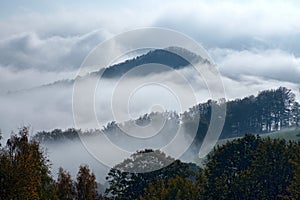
[205,134,260,199]
[196,169,207,200]
[76,165,98,200]
[56,167,76,200]
[250,138,293,199]
[284,145,300,200]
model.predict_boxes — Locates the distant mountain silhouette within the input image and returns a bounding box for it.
[92,46,209,78]
[8,47,208,93]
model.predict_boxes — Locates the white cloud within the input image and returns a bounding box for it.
[0,85,74,140]
[222,75,300,102]
[0,30,110,71]
[210,48,300,83]
[1,1,300,75]
[152,1,300,52]
[1,62,298,138]
[1,1,300,52]
[0,66,76,94]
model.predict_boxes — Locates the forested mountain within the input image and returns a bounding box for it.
[34,87,300,145]
[10,47,207,93]
[93,46,208,78]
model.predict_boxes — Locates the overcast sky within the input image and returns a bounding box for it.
[0,0,300,134]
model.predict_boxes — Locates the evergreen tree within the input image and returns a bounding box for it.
[205,134,261,199]
[282,145,300,200]
[0,146,14,200]
[292,102,300,128]
[286,160,300,200]
[196,168,207,199]
[56,167,76,200]
[250,138,293,199]
[76,165,98,200]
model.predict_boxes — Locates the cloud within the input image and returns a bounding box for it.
[152,1,300,48]
[210,48,300,84]
[0,5,153,39]
[0,66,76,94]
[0,84,74,140]
[221,75,300,102]
[0,30,110,71]
[0,64,208,138]
[1,1,300,54]
[45,140,110,183]
[1,61,298,137]
[1,1,300,74]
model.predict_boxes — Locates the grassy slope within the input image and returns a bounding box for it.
[261,128,300,141]
[217,128,300,147]
[186,129,300,165]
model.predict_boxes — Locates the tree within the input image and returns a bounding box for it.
[249,138,293,199]
[292,102,300,128]
[76,165,98,200]
[56,167,76,200]
[105,149,198,200]
[282,145,300,200]
[0,144,14,200]
[0,129,2,146]
[217,87,298,137]
[286,160,300,200]
[0,127,57,199]
[196,169,207,200]
[140,175,199,200]
[204,134,299,200]
[205,134,261,199]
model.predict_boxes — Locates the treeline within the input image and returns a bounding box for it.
[1,127,300,199]
[187,87,300,138]
[33,128,102,143]
[34,87,300,144]
[104,134,300,200]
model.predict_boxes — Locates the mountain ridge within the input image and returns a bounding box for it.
[93,46,209,78]
[7,47,208,93]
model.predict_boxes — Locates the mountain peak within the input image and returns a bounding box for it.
[96,46,209,78]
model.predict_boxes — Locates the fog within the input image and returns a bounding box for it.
[44,139,110,183]
[1,64,298,136]
[0,61,299,182]
[42,111,195,182]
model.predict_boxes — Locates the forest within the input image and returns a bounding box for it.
[1,128,300,199]
[1,87,300,199]
[33,87,300,143]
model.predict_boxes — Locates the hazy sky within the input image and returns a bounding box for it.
[0,0,300,133]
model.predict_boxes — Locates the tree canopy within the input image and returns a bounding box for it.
[105,149,198,200]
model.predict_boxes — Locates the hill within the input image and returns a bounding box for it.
[94,46,209,78]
